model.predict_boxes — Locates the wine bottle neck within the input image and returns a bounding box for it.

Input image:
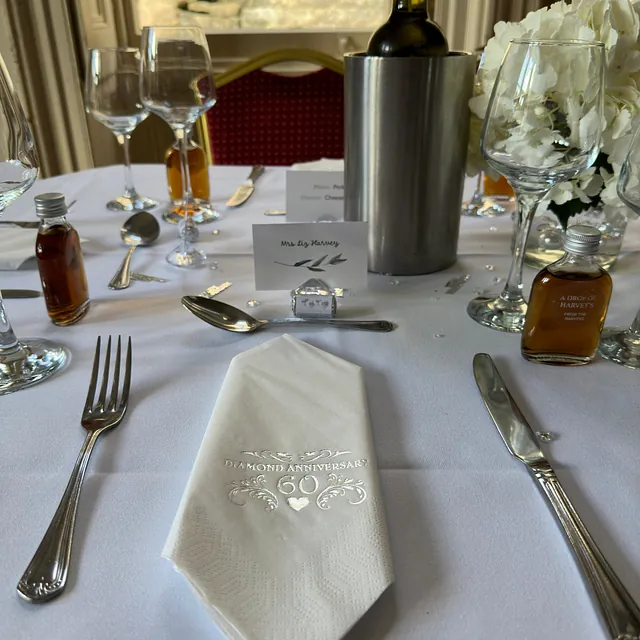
[393,0,428,13]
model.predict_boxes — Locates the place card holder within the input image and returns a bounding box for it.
[291,278,337,318]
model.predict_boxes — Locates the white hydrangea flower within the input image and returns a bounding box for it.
[468,0,640,219]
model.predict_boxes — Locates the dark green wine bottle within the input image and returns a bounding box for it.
[367,0,449,57]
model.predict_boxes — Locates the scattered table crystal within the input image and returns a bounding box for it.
[246,300,261,308]
[389,280,400,286]
[433,333,446,339]
[489,226,498,232]
[490,276,504,285]
[445,274,470,294]
[485,264,495,271]
[211,229,221,236]
[209,261,219,271]
[536,431,555,443]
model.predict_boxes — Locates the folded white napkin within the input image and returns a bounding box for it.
[164,335,393,640]
[291,158,344,172]
[0,227,37,270]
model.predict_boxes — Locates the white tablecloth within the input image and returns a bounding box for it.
[2,165,640,640]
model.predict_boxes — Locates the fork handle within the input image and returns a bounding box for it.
[17,431,99,603]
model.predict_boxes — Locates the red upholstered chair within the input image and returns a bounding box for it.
[197,49,344,166]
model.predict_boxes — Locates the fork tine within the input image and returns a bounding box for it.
[107,336,122,411]
[83,336,102,415]
[96,336,112,411]
[119,337,132,409]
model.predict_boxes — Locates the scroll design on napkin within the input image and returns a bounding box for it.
[228,475,279,512]
[316,474,367,510]
[241,450,293,463]
[298,450,352,462]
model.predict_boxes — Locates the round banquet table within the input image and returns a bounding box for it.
[2,164,640,640]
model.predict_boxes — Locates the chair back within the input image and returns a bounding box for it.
[198,49,344,166]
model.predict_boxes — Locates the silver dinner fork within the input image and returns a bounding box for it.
[17,335,132,603]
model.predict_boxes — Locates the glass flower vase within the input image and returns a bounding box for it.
[512,204,628,271]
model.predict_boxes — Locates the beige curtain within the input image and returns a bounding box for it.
[2,0,93,177]
[491,0,555,24]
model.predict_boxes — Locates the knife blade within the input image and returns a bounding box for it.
[2,289,41,298]
[226,165,265,208]
[0,221,40,229]
[473,353,640,639]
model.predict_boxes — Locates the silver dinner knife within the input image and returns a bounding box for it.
[473,353,640,640]
[2,289,41,298]
[225,165,265,207]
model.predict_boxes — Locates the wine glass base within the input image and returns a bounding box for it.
[598,328,640,369]
[166,245,207,268]
[467,295,527,333]
[106,194,158,212]
[0,338,69,396]
[163,203,220,225]
[462,201,508,217]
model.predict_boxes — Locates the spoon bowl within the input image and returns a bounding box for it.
[182,296,395,333]
[108,211,161,290]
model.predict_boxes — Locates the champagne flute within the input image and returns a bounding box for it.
[467,40,605,332]
[85,48,157,212]
[0,54,68,394]
[598,124,640,368]
[140,27,216,268]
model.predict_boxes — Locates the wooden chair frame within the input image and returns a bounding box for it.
[195,48,345,165]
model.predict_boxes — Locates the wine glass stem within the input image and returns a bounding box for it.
[627,308,640,338]
[116,134,136,198]
[501,191,545,303]
[176,127,195,254]
[0,292,19,354]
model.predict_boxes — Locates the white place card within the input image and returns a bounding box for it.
[285,170,345,222]
[252,222,368,291]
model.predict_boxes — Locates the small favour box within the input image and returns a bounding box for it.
[291,278,337,318]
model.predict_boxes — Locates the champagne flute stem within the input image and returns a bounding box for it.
[176,127,195,255]
[116,134,136,198]
[501,191,546,303]
[0,291,19,354]
[627,308,640,338]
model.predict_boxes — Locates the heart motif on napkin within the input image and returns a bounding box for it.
[287,497,309,511]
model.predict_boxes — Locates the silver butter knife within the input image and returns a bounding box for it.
[0,221,40,229]
[3,289,41,298]
[226,165,265,208]
[473,353,640,640]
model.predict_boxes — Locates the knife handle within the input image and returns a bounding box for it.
[249,165,265,183]
[532,462,640,639]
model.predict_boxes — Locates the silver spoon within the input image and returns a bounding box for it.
[182,296,395,333]
[108,211,160,290]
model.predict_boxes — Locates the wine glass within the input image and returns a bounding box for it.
[467,40,605,332]
[85,48,157,212]
[0,54,68,394]
[140,27,216,268]
[598,124,640,368]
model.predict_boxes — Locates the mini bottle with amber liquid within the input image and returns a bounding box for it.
[521,224,612,365]
[35,192,90,326]
[165,133,217,224]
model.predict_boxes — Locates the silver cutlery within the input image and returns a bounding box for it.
[182,296,395,333]
[2,289,40,298]
[226,165,265,208]
[108,211,160,290]
[0,199,77,228]
[17,336,132,603]
[473,353,640,639]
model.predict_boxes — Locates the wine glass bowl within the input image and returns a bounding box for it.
[140,27,217,268]
[85,48,157,212]
[598,124,640,368]
[0,53,68,394]
[468,39,605,332]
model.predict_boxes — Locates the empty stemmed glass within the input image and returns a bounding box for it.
[0,54,68,394]
[598,124,640,368]
[85,47,157,212]
[467,40,605,332]
[140,26,216,268]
